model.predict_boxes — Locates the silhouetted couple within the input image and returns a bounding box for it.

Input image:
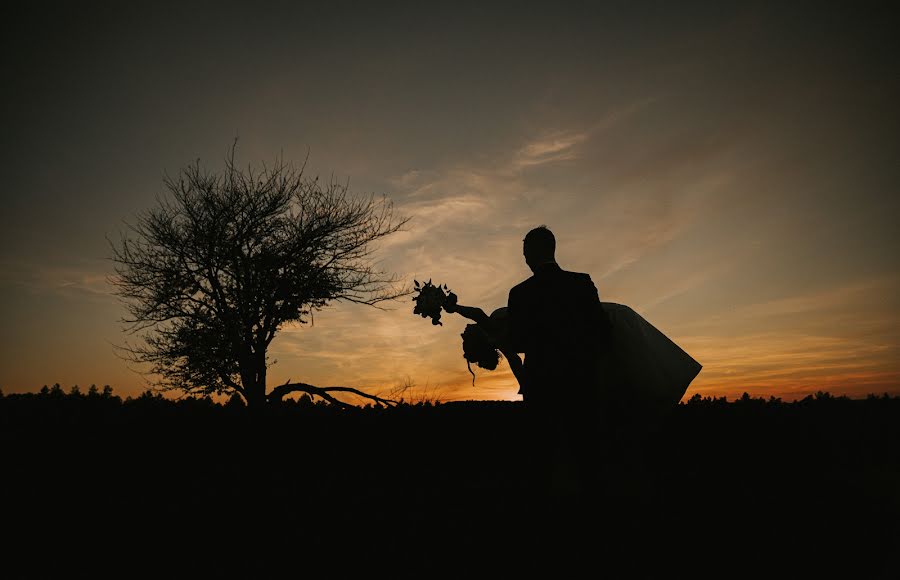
[443,226,702,524]
[444,227,607,515]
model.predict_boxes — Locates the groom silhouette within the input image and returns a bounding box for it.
[508,225,606,406]
[507,226,610,506]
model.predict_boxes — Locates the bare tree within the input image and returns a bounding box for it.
[109,146,409,408]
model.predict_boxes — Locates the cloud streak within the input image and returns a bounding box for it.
[0,260,116,302]
[512,131,589,169]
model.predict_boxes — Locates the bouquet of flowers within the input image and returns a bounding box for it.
[411,279,452,325]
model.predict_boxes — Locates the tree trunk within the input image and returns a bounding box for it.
[239,346,269,408]
[242,367,267,409]
[256,351,267,403]
[245,385,266,408]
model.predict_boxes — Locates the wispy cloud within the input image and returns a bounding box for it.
[0,260,116,302]
[675,276,900,399]
[725,277,897,321]
[682,330,900,399]
[512,131,589,169]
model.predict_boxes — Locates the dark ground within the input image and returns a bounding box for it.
[2,389,898,578]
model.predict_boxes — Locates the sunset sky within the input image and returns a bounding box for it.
[2,3,898,402]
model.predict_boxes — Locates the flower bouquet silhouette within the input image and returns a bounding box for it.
[411,279,453,325]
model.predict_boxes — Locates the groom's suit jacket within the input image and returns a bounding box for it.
[507,262,607,406]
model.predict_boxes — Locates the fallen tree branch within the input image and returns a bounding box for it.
[267,381,399,407]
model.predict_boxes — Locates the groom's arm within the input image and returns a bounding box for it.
[507,285,529,354]
[580,274,600,306]
[582,275,611,346]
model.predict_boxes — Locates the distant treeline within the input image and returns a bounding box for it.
[1,382,898,409]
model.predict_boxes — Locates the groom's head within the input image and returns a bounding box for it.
[523,226,556,272]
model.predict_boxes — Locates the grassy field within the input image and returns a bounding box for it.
[2,390,898,578]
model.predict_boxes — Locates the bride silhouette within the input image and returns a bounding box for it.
[441,295,525,389]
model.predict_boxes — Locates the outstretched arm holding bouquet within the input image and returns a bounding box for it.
[411,280,526,392]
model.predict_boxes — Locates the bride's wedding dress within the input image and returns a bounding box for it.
[596,302,701,418]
